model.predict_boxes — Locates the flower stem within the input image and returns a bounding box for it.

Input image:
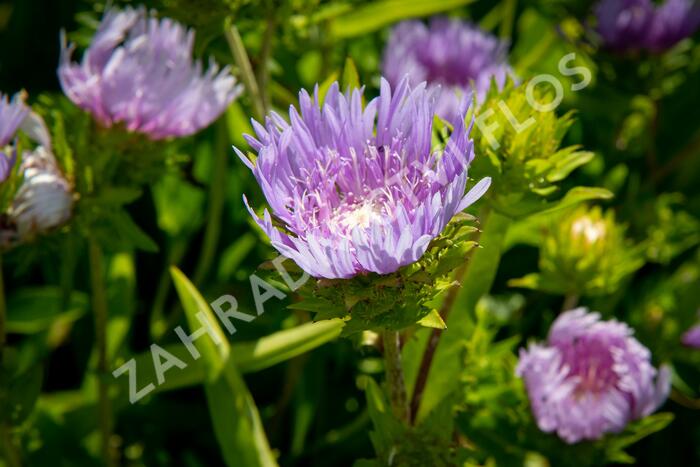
[0,254,6,361]
[225,21,266,121]
[382,330,409,424]
[409,263,467,424]
[0,255,21,467]
[256,10,275,115]
[89,238,114,467]
[562,294,579,311]
[0,423,21,467]
[192,120,228,288]
[410,207,503,423]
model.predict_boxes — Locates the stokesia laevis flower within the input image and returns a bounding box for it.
[236,77,491,279]
[8,146,73,239]
[595,0,700,52]
[648,0,700,51]
[517,308,670,444]
[595,0,655,51]
[58,6,241,139]
[0,93,29,183]
[382,18,512,120]
[682,323,700,348]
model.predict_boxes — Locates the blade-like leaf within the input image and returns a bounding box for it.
[170,267,278,467]
[327,0,475,39]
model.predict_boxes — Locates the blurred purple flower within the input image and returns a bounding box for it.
[237,77,491,279]
[58,6,241,139]
[595,0,700,52]
[0,93,30,183]
[382,18,511,120]
[681,324,700,348]
[517,308,670,444]
[649,0,700,51]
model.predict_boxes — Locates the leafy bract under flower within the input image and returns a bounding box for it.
[238,78,490,279]
[383,18,512,120]
[517,308,670,444]
[58,6,241,139]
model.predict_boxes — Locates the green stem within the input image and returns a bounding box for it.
[0,254,6,361]
[410,208,510,422]
[225,21,266,120]
[562,294,579,311]
[89,238,114,467]
[256,10,275,115]
[382,330,409,424]
[0,255,21,467]
[150,240,187,341]
[499,0,517,40]
[0,423,21,467]
[409,207,490,423]
[192,120,228,288]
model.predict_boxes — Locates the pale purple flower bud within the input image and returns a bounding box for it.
[237,77,491,279]
[517,308,670,444]
[58,6,242,139]
[9,146,73,239]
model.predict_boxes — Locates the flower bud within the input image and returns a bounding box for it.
[8,146,73,240]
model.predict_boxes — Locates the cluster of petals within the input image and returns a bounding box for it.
[595,0,700,52]
[517,308,670,444]
[58,6,241,139]
[382,18,512,120]
[237,77,490,279]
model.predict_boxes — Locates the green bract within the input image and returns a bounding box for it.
[284,214,479,333]
[469,79,594,217]
[510,205,644,296]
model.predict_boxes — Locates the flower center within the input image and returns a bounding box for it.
[328,200,385,237]
[560,337,619,397]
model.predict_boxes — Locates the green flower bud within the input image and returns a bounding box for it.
[510,206,644,296]
[470,80,594,217]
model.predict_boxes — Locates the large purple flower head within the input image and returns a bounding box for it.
[595,0,700,52]
[237,78,491,279]
[517,308,670,444]
[382,18,511,120]
[0,93,29,183]
[59,6,241,139]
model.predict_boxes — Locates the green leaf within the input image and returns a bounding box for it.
[342,57,360,91]
[327,0,475,39]
[127,318,344,394]
[536,186,614,217]
[6,287,88,334]
[171,267,278,467]
[417,309,446,329]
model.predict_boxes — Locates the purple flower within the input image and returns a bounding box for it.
[237,78,491,279]
[681,323,700,348]
[58,6,241,140]
[382,18,511,120]
[0,93,29,183]
[595,0,700,52]
[517,308,670,444]
[649,0,700,51]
